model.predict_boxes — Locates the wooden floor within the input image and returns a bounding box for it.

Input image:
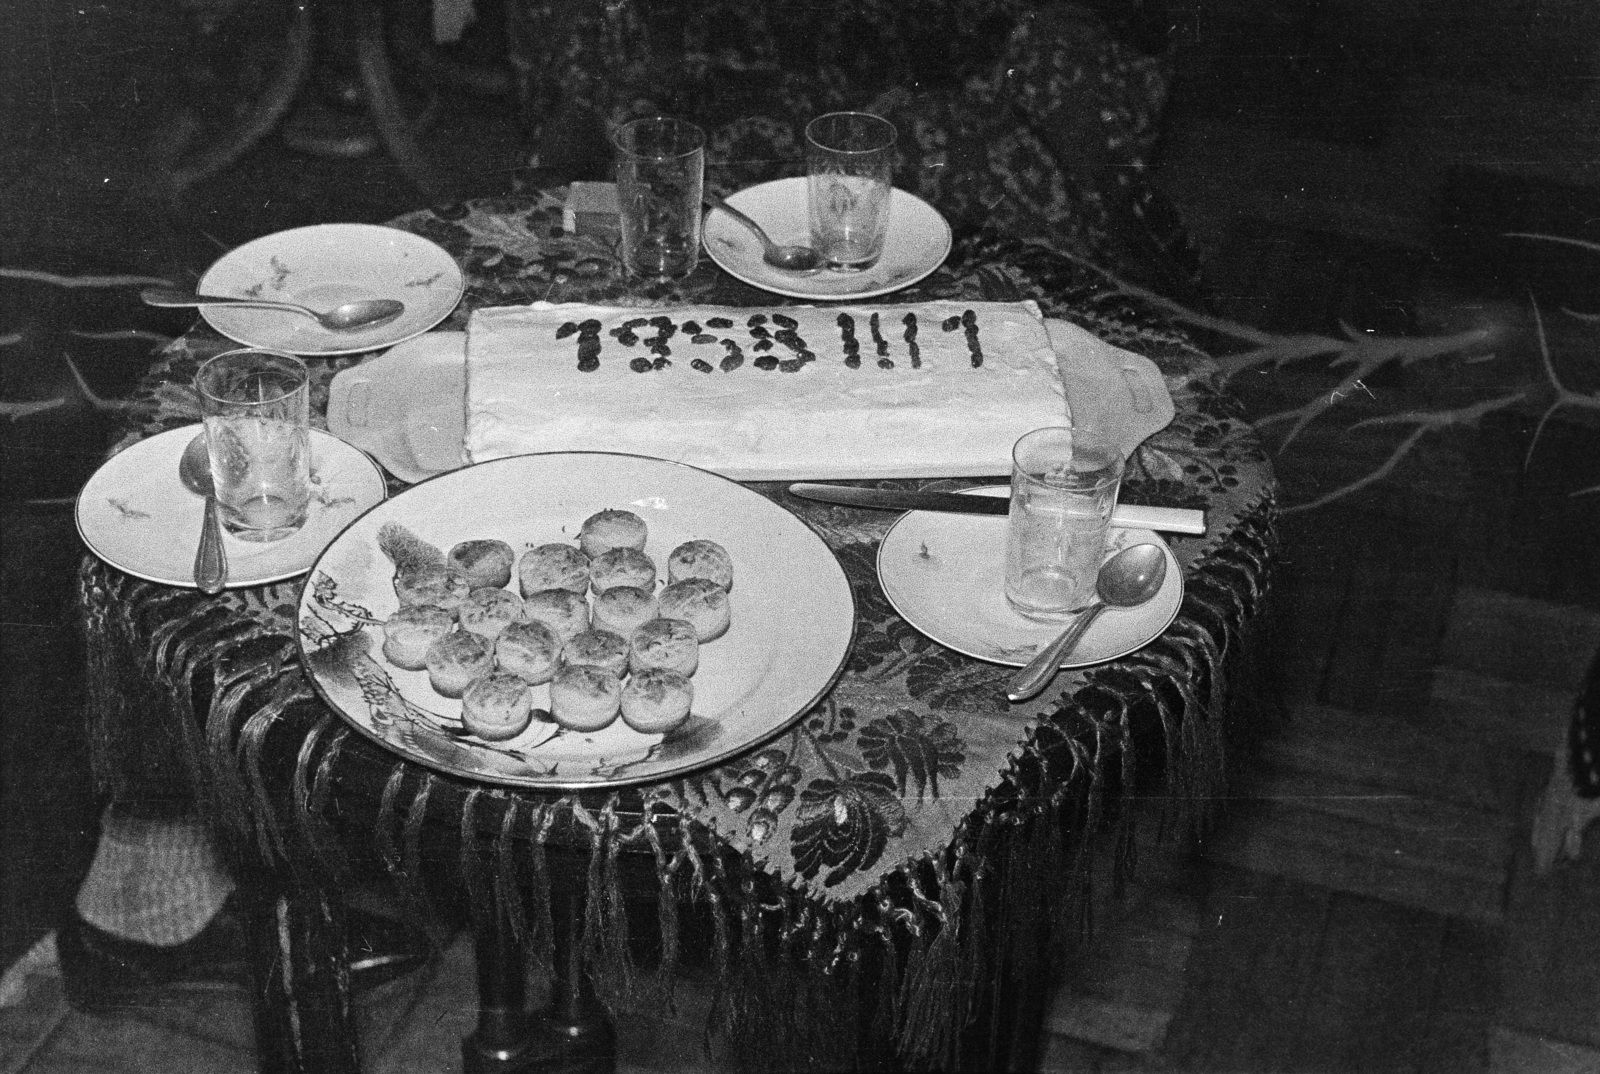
[3,7,1600,1072]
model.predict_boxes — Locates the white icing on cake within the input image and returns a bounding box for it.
[465,300,1070,480]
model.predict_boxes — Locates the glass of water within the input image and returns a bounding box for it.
[613,116,706,281]
[805,111,896,272]
[194,348,311,542]
[1003,427,1124,620]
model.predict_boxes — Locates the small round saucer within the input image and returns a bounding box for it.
[195,224,463,356]
[876,488,1183,668]
[703,177,951,301]
[76,426,387,589]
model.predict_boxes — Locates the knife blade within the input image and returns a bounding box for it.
[787,483,1207,535]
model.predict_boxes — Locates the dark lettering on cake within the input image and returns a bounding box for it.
[747,314,767,327]
[617,330,639,346]
[719,340,744,372]
[706,317,734,329]
[779,358,803,372]
[691,333,716,345]
[683,320,702,336]
[629,356,653,373]
[962,308,983,367]
[576,320,603,372]
[771,313,799,330]
[869,312,889,356]
[941,314,962,332]
[624,317,651,329]
[753,354,780,371]
[749,324,772,340]
[691,358,714,373]
[773,327,813,362]
[652,355,671,370]
[903,311,921,368]
[555,321,579,340]
[644,317,676,358]
[837,312,862,369]
[878,355,895,369]
[753,339,774,352]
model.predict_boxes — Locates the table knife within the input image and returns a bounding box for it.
[787,483,1207,535]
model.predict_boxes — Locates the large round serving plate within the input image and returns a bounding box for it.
[296,452,857,790]
[703,177,951,301]
[196,224,463,356]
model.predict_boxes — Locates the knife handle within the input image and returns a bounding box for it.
[1112,504,1206,535]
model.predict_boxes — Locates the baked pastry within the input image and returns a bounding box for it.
[620,667,693,734]
[518,543,591,596]
[589,547,656,593]
[394,563,471,612]
[578,509,648,558]
[449,539,516,589]
[629,617,699,677]
[521,588,590,642]
[461,672,534,741]
[658,578,731,642]
[549,664,622,732]
[382,605,455,670]
[424,630,494,698]
[667,539,733,591]
[591,585,659,636]
[458,587,524,641]
[561,628,631,677]
[495,619,562,685]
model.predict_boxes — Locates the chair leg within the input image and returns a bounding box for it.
[352,0,448,198]
[243,876,361,1074]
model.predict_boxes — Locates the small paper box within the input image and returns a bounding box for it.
[563,182,621,236]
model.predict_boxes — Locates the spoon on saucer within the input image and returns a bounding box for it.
[142,287,405,332]
[1006,542,1169,702]
[179,433,227,595]
[703,195,822,272]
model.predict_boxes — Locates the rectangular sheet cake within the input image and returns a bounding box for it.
[464,300,1071,480]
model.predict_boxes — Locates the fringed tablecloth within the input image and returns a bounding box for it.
[79,191,1276,1072]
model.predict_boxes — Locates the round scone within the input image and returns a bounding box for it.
[382,605,455,670]
[561,628,631,677]
[521,588,590,642]
[449,539,516,589]
[620,667,693,734]
[589,547,656,594]
[592,585,659,637]
[629,617,699,677]
[658,578,731,642]
[518,543,591,596]
[394,564,471,612]
[461,672,534,741]
[495,619,562,685]
[424,630,494,698]
[548,664,622,732]
[457,587,524,640]
[579,509,648,558]
[667,539,734,592]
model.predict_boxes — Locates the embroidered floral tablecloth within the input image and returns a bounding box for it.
[80,191,1275,1070]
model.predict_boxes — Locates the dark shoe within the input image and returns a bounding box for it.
[58,901,431,1014]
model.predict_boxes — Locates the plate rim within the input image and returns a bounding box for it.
[74,425,388,589]
[195,223,464,356]
[294,449,859,790]
[874,487,1184,669]
[704,177,952,301]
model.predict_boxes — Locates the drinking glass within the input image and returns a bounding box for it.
[1003,427,1124,620]
[195,348,311,542]
[613,117,706,280]
[805,111,896,272]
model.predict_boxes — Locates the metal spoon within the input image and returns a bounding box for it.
[179,433,227,595]
[703,195,822,272]
[141,287,405,332]
[1006,542,1169,702]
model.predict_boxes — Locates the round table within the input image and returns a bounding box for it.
[78,190,1276,1073]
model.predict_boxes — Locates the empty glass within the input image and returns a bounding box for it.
[1003,427,1124,620]
[805,112,896,272]
[613,117,706,281]
[195,348,311,542]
